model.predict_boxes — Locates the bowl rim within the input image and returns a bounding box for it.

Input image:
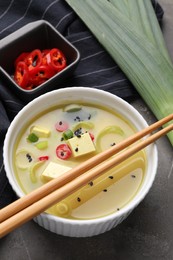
[3,87,158,226]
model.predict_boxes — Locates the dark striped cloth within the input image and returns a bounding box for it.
[0,0,164,207]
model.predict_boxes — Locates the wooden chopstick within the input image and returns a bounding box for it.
[0,115,172,238]
[1,114,172,224]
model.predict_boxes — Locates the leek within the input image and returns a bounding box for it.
[111,0,171,63]
[65,0,173,145]
[127,0,172,65]
[127,0,145,32]
[108,0,130,18]
[144,0,173,65]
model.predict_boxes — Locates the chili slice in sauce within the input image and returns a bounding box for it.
[38,156,49,161]
[56,144,72,160]
[55,121,69,132]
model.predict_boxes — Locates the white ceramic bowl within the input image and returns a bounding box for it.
[3,87,158,237]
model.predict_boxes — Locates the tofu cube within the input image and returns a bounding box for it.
[30,125,50,138]
[67,132,96,158]
[42,162,71,181]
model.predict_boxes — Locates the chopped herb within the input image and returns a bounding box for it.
[103,189,107,192]
[27,133,39,143]
[63,129,74,140]
[77,197,81,202]
[109,176,113,179]
[61,137,64,141]
[88,181,94,186]
[35,141,48,150]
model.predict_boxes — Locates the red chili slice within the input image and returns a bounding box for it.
[13,48,67,90]
[38,156,49,161]
[56,144,72,160]
[29,65,55,86]
[55,121,69,132]
[14,61,29,89]
[24,49,42,71]
[89,132,95,141]
[41,49,51,65]
[46,48,66,72]
[42,49,50,56]
[14,52,29,67]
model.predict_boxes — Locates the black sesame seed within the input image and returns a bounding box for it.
[75,116,81,122]
[77,197,81,202]
[26,153,32,163]
[75,147,79,152]
[117,208,120,211]
[110,142,116,146]
[74,128,82,136]
[88,114,91,120]
[109,176,114,179]
[103,189,107,192]
[88,181,94,186]
[131,175,136,178]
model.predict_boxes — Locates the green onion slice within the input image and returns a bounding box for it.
[63,129,74,140]
[27,133,39,143]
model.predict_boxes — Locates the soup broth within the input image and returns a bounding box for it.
[14,102,146,220]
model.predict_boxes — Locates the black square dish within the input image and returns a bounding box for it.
[0,20,80,101]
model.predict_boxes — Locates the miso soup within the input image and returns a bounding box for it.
[13,102,146,220]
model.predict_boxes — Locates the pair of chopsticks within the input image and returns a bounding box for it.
[0,114,173,238]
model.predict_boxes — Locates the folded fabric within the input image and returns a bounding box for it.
[0,0,164,207]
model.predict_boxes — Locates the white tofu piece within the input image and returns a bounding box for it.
[30,125,50,138]
[67,132,96,158]
[42,162,71,181]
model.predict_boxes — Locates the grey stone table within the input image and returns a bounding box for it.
[0,1,173,259]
